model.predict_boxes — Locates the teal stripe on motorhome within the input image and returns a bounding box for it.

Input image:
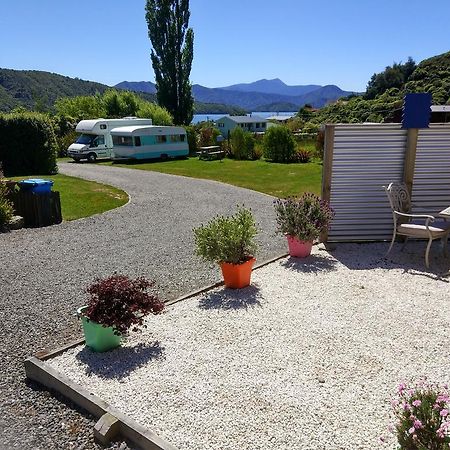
[132,149,188,159]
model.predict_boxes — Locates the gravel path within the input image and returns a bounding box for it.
[48,243,450,450]
[0,162,285,449]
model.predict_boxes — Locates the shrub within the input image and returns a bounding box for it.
[383,380,450,449]
[295,147,311,163]
[274,193,334,241]
[230,127,256,160]
[315,129,325,159]
[185,125,198,155]
[220,139,232,157]
[252,142,263,160]
[0,112,57,176]
[0,182,14,229]
[52,115,78,157]
[193,207,258,264]
[84,274,165,336]
[197,122,220,147]
[262,126,296,162]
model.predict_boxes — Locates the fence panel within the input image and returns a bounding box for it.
[327,124,407,241]
[412,126,450,215]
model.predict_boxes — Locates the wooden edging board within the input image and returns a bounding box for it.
[24,251,290,449]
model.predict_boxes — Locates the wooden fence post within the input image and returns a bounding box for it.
[320,124,335,243]
[403,128,419,196]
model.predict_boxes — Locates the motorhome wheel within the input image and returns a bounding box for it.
[87,153,97,163]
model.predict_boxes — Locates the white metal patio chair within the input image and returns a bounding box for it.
[384,182,450,268]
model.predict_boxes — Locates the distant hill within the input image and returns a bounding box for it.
[0,68,110,111]
[404,51,450,104]
[252,102,299,112]
[219,78,321,97]
[115,80,157,94]
[115,80,353,111]
[302,50,450,128]
[0,69,246,115]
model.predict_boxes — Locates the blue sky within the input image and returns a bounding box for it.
[0,0,449,92]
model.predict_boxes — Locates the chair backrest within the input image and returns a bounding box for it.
[384,182,411,223]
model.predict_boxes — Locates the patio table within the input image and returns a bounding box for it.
[438,206,450,219]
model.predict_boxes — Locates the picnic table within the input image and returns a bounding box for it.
[196,146,225,161]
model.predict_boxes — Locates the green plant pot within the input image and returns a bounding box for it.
[77,306,122,352]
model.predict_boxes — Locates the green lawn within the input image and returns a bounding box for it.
[101,158,322,198]
[11,174,128,220]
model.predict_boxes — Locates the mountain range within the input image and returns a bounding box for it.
[0,68,245,115]
[115,78,354,111]
[0,68,353,114]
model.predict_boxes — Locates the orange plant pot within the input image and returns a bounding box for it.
[219,257,256,289]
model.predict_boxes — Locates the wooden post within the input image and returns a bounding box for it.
[320,124,335,243]
[403,128,419,197]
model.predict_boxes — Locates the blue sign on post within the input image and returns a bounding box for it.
[402,93,432,128]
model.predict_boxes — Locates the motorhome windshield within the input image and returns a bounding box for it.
[76,134,95,145]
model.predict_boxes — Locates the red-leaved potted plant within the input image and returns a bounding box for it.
[274,193,334,257]
[77,274,164,352]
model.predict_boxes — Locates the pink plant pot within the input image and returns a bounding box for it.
[286,236,313,258]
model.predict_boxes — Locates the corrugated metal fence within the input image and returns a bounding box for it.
[322,123,450,242]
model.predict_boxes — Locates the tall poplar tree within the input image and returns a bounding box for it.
[145,0,194,125]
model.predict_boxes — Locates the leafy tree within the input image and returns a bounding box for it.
[55,94,106,119]
[364,57,416,100]
[146,0,194,125]
[136,101,173,125]
[55,90,173,125]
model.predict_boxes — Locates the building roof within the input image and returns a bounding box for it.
[219,115,267,124]
[431,105,450,113]
[266,115,294,121]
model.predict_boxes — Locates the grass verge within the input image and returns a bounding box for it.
[101,158,322,198]
[10,174,128,221]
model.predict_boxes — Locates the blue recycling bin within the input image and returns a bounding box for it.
[18,178,54,194]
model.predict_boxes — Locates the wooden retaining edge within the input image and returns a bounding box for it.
[24,357,178,450]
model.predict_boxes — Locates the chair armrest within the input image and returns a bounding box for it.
[394,211,435,221]
[394,211,435,228]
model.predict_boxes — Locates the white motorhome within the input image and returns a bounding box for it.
[67,118,153,162]
[111,125,189,160]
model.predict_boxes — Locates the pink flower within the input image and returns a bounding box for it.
[440,409,448,417]
[413,419,423,429]
[412,400,422,407]
[408,426,415,435]
[398,383,407,393]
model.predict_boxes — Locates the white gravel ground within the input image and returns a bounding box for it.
[49,243,450,450]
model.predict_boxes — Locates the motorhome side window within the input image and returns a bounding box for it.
[156,135,167,143]
[134,137,141,147]
[92,135,105,146]
[112,135,133,146]
[170,135,186,142]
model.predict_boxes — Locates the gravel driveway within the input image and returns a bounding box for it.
[0,162,285,449]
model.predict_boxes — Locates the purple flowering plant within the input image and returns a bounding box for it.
[273,193,334,242]
[386,380,450,449]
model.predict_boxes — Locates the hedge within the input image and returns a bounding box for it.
[0,112,58,176]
